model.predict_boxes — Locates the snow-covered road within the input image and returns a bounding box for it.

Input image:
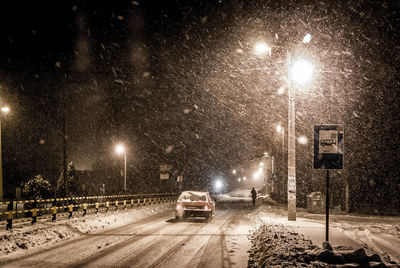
[0,209,252,268]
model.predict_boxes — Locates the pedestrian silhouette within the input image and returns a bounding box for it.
[251,188,257,206]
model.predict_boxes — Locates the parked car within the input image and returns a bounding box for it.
[175,191,215,221]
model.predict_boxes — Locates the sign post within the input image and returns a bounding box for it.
[314,125,344,242]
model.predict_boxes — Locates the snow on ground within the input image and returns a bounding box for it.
[248,205,400,267]
[0,203,173,258]
[215,189,400,267]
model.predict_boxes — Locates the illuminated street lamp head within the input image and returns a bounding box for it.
[291,59,313,84]
[254,42,271,56]
[1,107,10,113]
[115,144,125,154]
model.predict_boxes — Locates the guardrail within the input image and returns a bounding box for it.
[0,193,178,230]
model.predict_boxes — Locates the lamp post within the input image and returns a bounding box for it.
[254,35,313,221]
[0,106,10,201]
[115,144,127,193]
[287,55,314,221]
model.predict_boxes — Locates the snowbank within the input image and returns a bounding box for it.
[248,222,399,267]
[248,206,400,267]
[0,203,173,258]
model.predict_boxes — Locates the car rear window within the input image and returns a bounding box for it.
[178,191,207,202]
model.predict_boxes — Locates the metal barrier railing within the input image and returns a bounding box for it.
[0,193,178,230]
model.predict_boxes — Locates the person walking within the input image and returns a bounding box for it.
[251,187,257,206]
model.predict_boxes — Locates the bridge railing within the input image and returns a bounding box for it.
[0,193,178,230]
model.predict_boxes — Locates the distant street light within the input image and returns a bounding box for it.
[215,180,223,194]
[232,169,236,175]
[298,135,308,145]
[0,106,10,200]
[115,144,127,193]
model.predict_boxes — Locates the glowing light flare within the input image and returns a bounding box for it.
[253,172,259,180]
[254,42,271,56]
[1,107,10,113]
[232,169,236,174]
[298,135,308,145]
[243,177,247,181]
[115,144,125,154]
[259,162,264,167]
[215,180,223,189]
[291,59,314,84]
[277,86,285,95]
[277,124,283,133]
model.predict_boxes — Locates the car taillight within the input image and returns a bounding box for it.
[176,204,182,210]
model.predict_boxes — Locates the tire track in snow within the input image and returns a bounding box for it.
[0,210,173,267]
[194,209,235,268]
[115,221,207,267]
[147,210,231,268]
[67,219,175,268]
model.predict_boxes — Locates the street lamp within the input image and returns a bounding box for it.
[0,106,10,201]
[254,34,314,221]
[287,55,314,221]
[115,144,127,193]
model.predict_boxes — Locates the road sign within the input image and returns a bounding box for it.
[314,125,344,170]
[160,173,169,180]
[159,164,172,173]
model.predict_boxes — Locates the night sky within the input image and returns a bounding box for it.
[0,0,399,213]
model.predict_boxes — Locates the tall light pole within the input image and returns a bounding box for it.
[0,106,10,201]
[115,144,127,193]
[254,35,313,221]
[287,55,314,221]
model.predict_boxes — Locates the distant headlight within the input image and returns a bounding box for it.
[204,205,208,210]
[176,204,182,210]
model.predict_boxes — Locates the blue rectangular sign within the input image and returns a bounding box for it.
[313,125,344,169]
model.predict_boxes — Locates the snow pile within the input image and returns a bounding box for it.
[0,203,173,257]
[247,223,399,267]
[0,224,78,255]
[71,204,172,234]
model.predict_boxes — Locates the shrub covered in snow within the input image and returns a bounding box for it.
[22,175,52,200]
